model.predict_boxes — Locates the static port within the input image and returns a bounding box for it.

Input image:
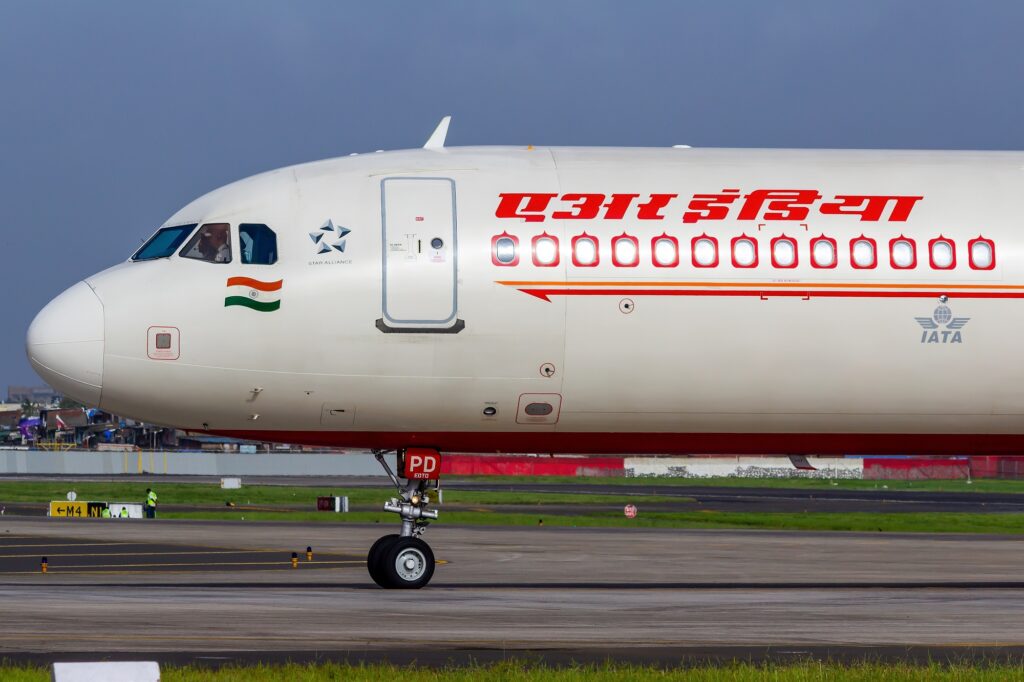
[431,237,444,250]
[483,406,497,416]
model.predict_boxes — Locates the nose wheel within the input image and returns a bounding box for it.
[367,535,436,589]
[368,450,441,589]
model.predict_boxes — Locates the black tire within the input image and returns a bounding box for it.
[367,534,400,588]
[381,536,435,589]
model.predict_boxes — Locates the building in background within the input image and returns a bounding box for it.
[7,385,59,405]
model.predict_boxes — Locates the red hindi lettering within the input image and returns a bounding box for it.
[738,189,822,221]
[819,195,923,222]
[552,193,605,220]
[682,190,741,223]
[636,193,677,220]
[495,193,558,222]
[601,194,640,220]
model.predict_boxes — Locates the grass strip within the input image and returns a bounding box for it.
[3,660,1024,681]
[0,481,677,507]
[460,475,1024,495]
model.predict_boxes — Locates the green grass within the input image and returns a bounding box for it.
[0,481,676,507]
[4,661,1024,681]
[8,479,1024,533]
[462,475,1024,495]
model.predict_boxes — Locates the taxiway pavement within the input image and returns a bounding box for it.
[0,517,1023,665]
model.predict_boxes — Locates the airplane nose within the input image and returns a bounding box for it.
[26,281,105,407]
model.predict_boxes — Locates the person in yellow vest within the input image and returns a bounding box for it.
[118,506,129,518]
[101,506,111,519]
[145,488,158,519]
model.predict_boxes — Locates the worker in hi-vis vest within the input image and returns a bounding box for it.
[145,488,157,519]
[101,507,111,519]
[119,506,129,518]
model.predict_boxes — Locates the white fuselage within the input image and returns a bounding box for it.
[26,145,1024,454]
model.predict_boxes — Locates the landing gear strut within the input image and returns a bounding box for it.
[368,449,440,588]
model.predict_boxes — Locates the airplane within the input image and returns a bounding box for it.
[25,116,1024,588]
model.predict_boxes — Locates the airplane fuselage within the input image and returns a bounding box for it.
[27,145,1024,454]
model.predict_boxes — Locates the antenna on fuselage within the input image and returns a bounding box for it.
[423,116,452,150]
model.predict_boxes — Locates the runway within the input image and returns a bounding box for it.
[1,517,1024,666]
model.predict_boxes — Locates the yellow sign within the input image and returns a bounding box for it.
[49,501,107,518]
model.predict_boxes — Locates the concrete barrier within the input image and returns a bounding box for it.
[52,661,159,682]
[0,449,392,477]
[624,456,864,479]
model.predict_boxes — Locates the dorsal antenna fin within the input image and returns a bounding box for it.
[423,116,451,150]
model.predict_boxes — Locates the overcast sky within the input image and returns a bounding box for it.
[1,1,1022,388]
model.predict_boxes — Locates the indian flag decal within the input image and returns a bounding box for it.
[224,276,283,312]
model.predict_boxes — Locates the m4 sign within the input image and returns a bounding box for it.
[403,448,441,480]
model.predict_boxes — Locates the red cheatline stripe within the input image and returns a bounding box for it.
[517,288,1024,302]
[225,277,283,292]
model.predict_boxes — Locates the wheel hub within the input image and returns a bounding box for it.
[395,547,427,581]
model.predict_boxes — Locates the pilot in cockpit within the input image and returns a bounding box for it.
[198,226,231,263]
[178,223,232,263]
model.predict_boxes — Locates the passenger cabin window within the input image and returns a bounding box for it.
[239,224,278,265]
[491,233,519,266]
[969,237,995,270]
[890,237,916,269]
[929,237,955,270]
[180,223,232,263]
[810,236,837,268]
[771,236,797,268]
[572,234,599,267]
[731,236,758,268]
[851,237,877,269]
[692,235,718,267]
[532,233,560,266]
[612,234,639,267]
[132,224,197,261]
[652,235,679,267]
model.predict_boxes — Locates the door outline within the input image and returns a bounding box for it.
[377,176,464,333]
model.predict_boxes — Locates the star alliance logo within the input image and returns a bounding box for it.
[916,304,969,344]
[309,219,351,255]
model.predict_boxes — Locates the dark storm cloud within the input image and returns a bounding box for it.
[1,1,1021,384]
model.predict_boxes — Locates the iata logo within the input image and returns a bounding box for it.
[916,305,969,344]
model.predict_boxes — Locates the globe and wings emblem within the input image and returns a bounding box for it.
[915,305,969,330]
[309,219,351,255]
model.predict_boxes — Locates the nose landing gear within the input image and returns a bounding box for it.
[368,449,441,588]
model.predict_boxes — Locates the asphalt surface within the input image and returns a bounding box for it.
[1,517,1024,667]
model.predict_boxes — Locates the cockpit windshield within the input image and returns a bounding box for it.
[180,223,232,263]
[131,224,198,261]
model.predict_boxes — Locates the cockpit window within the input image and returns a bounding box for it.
[239,224,278,265]
[180,223,232,263]
[131,224,197,261]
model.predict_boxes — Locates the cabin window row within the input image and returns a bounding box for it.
[490,232,996,271]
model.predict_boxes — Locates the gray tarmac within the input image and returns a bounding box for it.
[1,517,1024,666]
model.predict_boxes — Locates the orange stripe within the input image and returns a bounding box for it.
[226,277,283,292]
[496,280,1022,290]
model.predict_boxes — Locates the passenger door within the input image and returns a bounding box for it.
[377,176,463,333]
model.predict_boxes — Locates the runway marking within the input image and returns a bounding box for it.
[0,561,360,573]
[0,542,138,549]
[29,559,365,570]
[0,550,347,559]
